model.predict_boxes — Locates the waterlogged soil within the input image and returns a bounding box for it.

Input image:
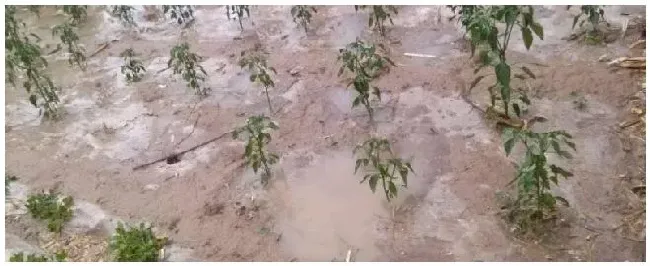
[5,6,646,262]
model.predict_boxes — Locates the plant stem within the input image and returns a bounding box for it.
[264,86,273,115]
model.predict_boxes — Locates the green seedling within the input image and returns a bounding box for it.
[338,39,395,122]
[110,222,168,262]
[239,51,277,114]
[163,5,194,25]
[355,5,398,36]
[569,5,605,32]
[26,191,74,233]
[52,22,86,71]
[570,91,588,110]
[226,5,250,31]
[501,126,575,235]
[120,48,146,83]
[354,137,414,202]
[168,43,208,96]
[5,173,18,197]
[291,5,317,33]
[232,115,280,185]
[9,251,67,262]
[5,6,60,118]
[451,5,543,118]
[62,5,88,26]
[110,5,137,27]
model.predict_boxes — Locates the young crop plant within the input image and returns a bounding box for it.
[337,39,395,123]
[26,191,74,233]
[52,22,86,71]
[5,173,17,197]
[354,5,398,37]
[110,5,137,27]
[501,126,576,235]
[163,5,195,25]
[62,5,88,26]
[226,5,250,31]
[5,5,61,118]
[120,48,146,83]
[451,5,543,118]
[110,222,168,262]
[9,251,67,262]
[291,5,317,33]
[232,115,280,185]
[354,137,414,202]
[239,51,277,114]
[168,43,208,96]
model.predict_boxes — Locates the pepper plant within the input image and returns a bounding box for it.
[232,115,279,185]
[354,137,414,202]
[120,48,146,83]
[354,5,398,36]
[110,5,137,27]
[26,191,74,233]
[5,5,60,118]
[568,5,606,44]
[168,43,208,96]
[163,5,195,25]
[239,51,277,114]
[501,126,575,234]
[52,22,86,71]
[226,5,250,31]
[450,5,543,118]
[110,222,168,262]
[62,5,88,26]
[338,39,395,123]
[291,5,317,33]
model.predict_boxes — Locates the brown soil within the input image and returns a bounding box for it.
[5,5,646,262]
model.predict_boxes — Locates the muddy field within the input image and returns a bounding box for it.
[4,5,647,262]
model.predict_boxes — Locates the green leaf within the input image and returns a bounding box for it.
[369,174,379,192]
[388,182,397,197]
[554,196,570,206]
[495,62,511,89]
[531,22,544,40]
[521,27,533,50]
[565,141,576,151]
[502,127,517,156]
[557,150,573,159]
[513,103,521,117]
[550,164,573,178]
[540,193,556,208]
[572,15,580,29]
[29,95,38,106]
[354,159,363,174]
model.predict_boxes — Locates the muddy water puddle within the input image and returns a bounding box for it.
[274,151,390,261]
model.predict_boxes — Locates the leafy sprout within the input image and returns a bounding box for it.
[226,5,250,31]
[239,51,277,114]
[5,173,18,197]
[110,5,137,27]
[120,48,146,83]
[355,5,398,36]
[501,126,575,235]
[291,5,317,33]
[354,137,414,202]
[162,5,194,25]
[232,115,280,185]
[168,43,208,96]
[337,39,395,123]
[110,222,168,262]
[26,191,74,233]
[5,5,60,118]
[52,22,86,71]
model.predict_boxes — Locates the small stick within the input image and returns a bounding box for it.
[132,131,232,171]
[345,249,352,262]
